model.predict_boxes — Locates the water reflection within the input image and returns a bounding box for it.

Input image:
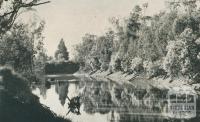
[67,96,81,115]
[32,76,200,122]
[55,82,69,106]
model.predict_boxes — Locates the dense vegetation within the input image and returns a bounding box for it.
[0,0,49,82]
[45,61,79,74]
[0,67,70,122]
[45,38,79,74]
[74,1,200,82]
[0,1,70,122]
[55,39,69,61]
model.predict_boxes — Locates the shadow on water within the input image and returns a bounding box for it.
[32,75,200,122]
[0,67,71,122]
[0,92,70,122]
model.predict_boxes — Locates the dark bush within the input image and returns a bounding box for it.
[0,67,71,122]
[45,61,79,74]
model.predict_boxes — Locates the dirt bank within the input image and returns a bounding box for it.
[87,71,200,94]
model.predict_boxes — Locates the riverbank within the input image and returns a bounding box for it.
[82,70,200,94]
[0,91,70,122]
[0,67,71,122]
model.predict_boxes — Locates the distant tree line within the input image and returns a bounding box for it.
[74,1,200,82]
[45,61,79,74]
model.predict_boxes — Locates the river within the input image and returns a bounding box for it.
[32,75,200,122]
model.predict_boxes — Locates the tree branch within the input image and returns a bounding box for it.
[0,0,50,33]
[0,1,50,18]
[21,1,51,8]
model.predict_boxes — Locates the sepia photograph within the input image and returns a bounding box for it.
[0,0,200,122]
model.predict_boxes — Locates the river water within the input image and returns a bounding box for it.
[32,75,200,122]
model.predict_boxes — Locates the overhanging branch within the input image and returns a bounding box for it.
[0,0,50,33]
[0,1,51,18]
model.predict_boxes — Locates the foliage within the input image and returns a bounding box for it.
[0,0,49,82]
[113,58,122,72]
[0,0,199,82]
[0,1,71,122]
[0,23,32,72]
[74,33,114,72]
[131,57,143,73]
[45,61,79,74]
[0,67,32,102]
[33,21,48,80]
[163,28,200,79]
[74,34,96,64]
[89,57,101,71]
[0,21,47,81]
[121,57,131,73]
[144,60,166,78]
[55,39,69,61]
[0,67,70,122]
[0,0,50,34]
[74,1,200,81]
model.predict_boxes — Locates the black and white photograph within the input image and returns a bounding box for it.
[0,0,200,122]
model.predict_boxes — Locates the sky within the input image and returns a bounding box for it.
[20,0,166,59]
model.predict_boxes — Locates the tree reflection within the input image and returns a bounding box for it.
[66,96,81,115]
[37,76,198,121]
[82,97,96,114]
[36,81,51,99]
[33,76,200,121]
[54,81,82,115]
[55,82,69,106]
[80,81,114,114]
[79,79,170,121]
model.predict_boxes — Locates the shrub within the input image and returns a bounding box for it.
[163,28,200,79]
[89,57,101,71]
[0,67,37,103]
[144,60,166,78]
[113,58,122,71]
[121,58,132,73]
[0,67,71,122]
[131,57,143,73]
[100,61,109,71]
[45,61,79,74]
[108,54,122,72]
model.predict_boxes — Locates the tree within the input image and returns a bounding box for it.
[74,1,200,82]
[34,22,48,79]
[0,0,50,34]
[163,28,200,79]
[55,38,69,61]
[0,23,34,73]
[0,19,47,83]
[0,0,50,80]
[74,34,97,71]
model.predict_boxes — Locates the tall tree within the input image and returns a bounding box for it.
[0,21,46,77]
[55,38,69,61]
